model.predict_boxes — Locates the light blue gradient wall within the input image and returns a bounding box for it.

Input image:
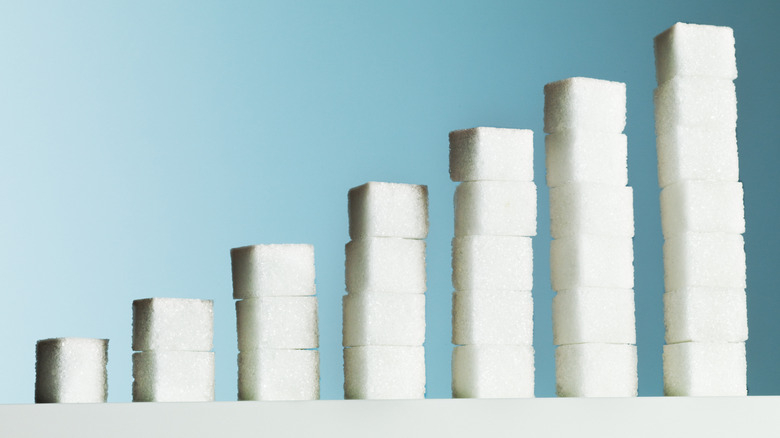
[0,1,777,402]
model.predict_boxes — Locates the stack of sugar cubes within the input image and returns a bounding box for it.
[544,77,638,397]
[35,337,109,403]
[132,298,215,402]
[653,23,747,396]
[448,128,536,398]
[343,182,428,399]
[230,244,319,400]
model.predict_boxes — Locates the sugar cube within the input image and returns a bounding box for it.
[660,181,744,237]
[238,349,319,401]
[452,345,534,398]
[449,127,534,182]
[35,338,108,403]
[343,346,425,399]
[664,288,747,344]
[656,125,739,187]
[552,288,636,345]
[132,298,213,352]
[230,244,315,298]
[544,77,626,134]
[555,343,637,397]
[452,291,533,346]
[345,238,426,294]
[663,342,746,396]
[236,297,318,350]
[654,22,737,85]
[454,181,537,237]
[545,131,628,188]
[452,236,533,291]
[549,184,634,238]
[550,235,634,290]
[348,182,429,239]
[343,293,425,347]
[132,351,215,402]
[663,233,746,291]
[654,77,737,131]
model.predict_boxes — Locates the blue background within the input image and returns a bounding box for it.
[0,1,778,403]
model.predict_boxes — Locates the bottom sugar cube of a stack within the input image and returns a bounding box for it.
[452,291,533,346]
[35,338,108,403]
[238,349,319,400]
[556,343,637,397]
[551,235,634,290]
[552,288,636,345]
[663,342,746,396]
[664,288,747,343]
[132,351,215,402]
[342,293,425,347]
[344,346,425,399]
[452,345,534,399]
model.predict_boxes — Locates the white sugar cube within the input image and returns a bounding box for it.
[343,346,425,399]
[343,293,425,347]
[545,131,628,188]
[556,343,637,397]
[663,342,746,396]
[35,338,108,403]
[549,184,634,238]
[132,351,215,402]
[449,127,534,182]
[230,244,315,298]
[238,349,319,401]
[656,125,739,187]
[654,77,737,131]
[660,181,744,237]
[236,297,318,350]
[544,77,626,134]
[452,236,533,291]
[654,22,737,85]
[348,182,429,239]
[452,291,533,346]
[454,181,537,237]
[552,288,636,345]
[664,288,747,344]
[663,233,746,291]
[550,235,634,290]
[132,298,213,352]
[452,345,534,398]
[345,238,426,294]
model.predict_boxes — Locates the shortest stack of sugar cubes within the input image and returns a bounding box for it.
[654,23,747,396]
[544,76,637,397]
[448,127,536,398]
[35,337,108,403]
[343,182,428,399]
[132,298,215,401]
[230,244,319,400]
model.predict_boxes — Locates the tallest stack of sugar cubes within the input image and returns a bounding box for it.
[448,128,536,398]
[654,23,748,396]
[544,77,637,397]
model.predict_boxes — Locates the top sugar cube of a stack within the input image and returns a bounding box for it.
[448,127,534,182]
[543,77,626,134]
[231,244,316,298]
[348,182,429,239]
[132,298,214,352]
[654,23,737,85]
